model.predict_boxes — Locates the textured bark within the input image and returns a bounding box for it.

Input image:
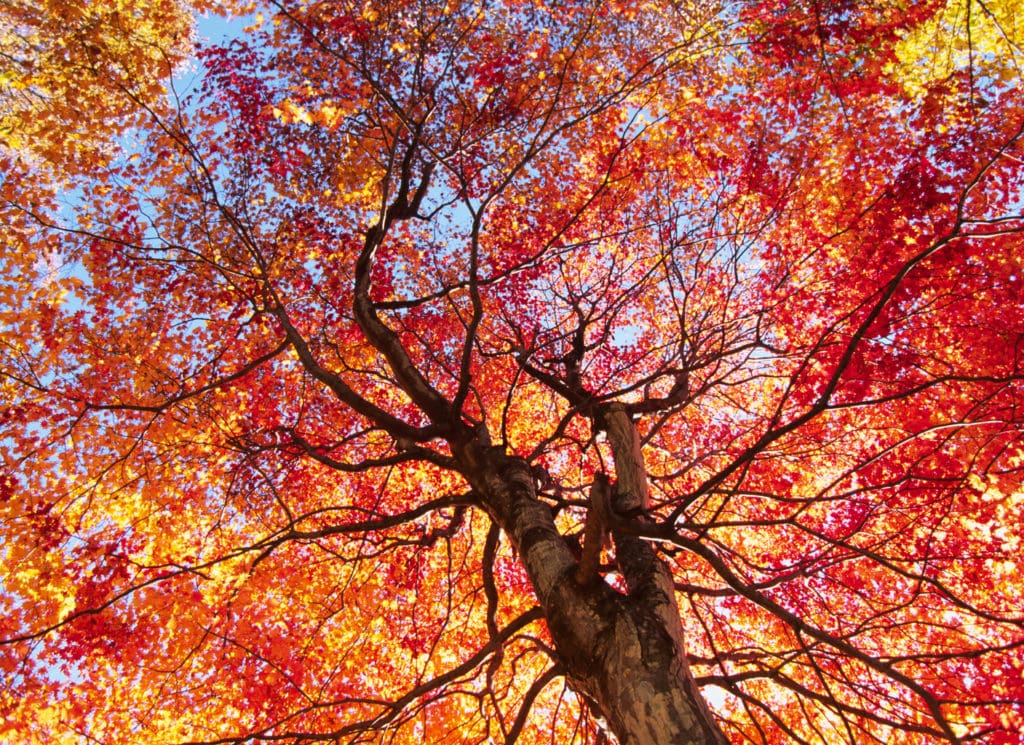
[600,404,729,745]
[603,403,650,511]
[453,431,729,745]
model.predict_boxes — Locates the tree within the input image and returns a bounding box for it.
[2,0,1023,742]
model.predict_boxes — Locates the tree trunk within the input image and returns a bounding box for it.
[453,431,729,745]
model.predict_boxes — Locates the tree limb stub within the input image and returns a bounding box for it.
[576,473,612,586]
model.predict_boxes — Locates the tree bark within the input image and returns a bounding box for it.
[453,430,729,745]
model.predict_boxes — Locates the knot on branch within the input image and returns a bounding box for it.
[609,491,649,522]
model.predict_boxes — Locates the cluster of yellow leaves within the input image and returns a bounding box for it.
[891,0,1024,96]
[0,0,203,167]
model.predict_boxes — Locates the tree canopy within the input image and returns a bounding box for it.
[2,0,1023,743]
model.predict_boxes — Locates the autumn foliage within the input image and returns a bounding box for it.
[2,0,1024,742]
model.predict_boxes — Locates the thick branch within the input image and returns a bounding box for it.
[353,154,454,425]
[272,305,437,442]
[602,402,650,513]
